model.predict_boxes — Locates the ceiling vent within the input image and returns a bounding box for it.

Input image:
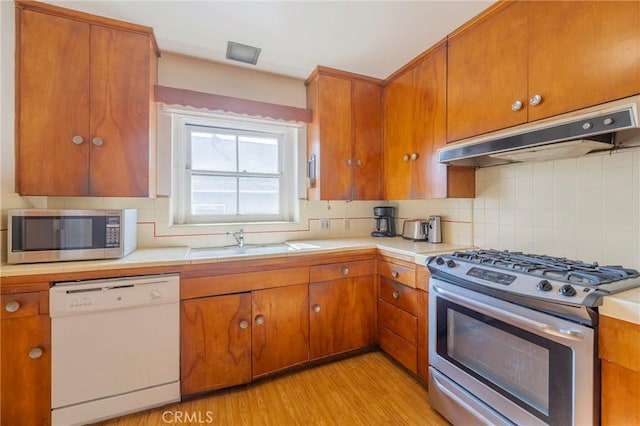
[226,41,261,65]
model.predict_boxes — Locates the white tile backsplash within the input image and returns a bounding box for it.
[474,142,640,269]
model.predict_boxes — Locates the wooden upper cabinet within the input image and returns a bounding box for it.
[527,0,640,121]
[383,69,415,200]
[446,1,528,142]
[306,68,383,201]
[384,44,475,199]
[15,1,159,197]
[447,0,640,142]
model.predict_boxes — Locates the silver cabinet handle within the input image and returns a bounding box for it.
[345,158,352,166]
[403,154,410,162]
[392,290,400,299]
[5,300,20,313]
[239,320,249,329]
[72,135,84,145]
[391,270,399,279]
[28,347,43,359]
[355,159,362,167]
[410,152,418,161]
[92,137,104,146]
[312,304,321,313]
[511,100,523,111]
[255,315,265,325]
[529,94,542,106]
[341,266,349,276]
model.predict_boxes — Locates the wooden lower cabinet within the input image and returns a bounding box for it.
[599,315,640,425]
[1,291,51,426]
[181,293,252,395]
[378,277,419,374]
[252,284,309,378]
[309,260,377,360]
[180,284,309,395]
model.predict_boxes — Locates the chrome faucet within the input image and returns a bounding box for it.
[227,229,245,247]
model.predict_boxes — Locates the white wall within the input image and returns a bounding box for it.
[473,136,640,268]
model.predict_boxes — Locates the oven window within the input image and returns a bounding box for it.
[447,309,549,414]
[436,298,573,425]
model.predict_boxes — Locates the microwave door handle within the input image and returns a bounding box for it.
[432,283,584,342]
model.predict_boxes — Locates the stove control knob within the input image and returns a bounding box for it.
[435,257,445,266]
[559,284,577,297]
[537,280,553,292]
[446,260,456,268]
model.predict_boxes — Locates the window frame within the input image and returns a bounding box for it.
[171,111,300,225]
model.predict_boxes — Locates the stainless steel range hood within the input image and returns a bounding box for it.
[439,96,640,167]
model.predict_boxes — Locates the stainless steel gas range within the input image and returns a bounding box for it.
[426,249,640,426]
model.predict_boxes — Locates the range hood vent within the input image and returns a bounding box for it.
[439,96,639,167]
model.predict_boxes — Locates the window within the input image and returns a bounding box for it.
[172,113,299,224]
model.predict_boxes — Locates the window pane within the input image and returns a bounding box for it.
[191,175,237,215]
[238,136,279,173]
[191,132,236,172]
[239,177,279,215]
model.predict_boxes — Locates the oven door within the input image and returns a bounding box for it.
[428,278,596,426]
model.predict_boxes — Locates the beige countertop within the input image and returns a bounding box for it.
[599,287,640,325]
[0,237,470,278]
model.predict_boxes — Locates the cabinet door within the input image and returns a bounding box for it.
[17,9,90,196]
[411,47,447,199]
[383,70,414,200]
[90,26,153,197]
[1,315,51,425]
[352,80,383,200]
[252,284,309,378]
[446,1,528,142]
[317,75,353,200]
[180,293,252,395]
[528,0,640,122]
[309,275,376,360]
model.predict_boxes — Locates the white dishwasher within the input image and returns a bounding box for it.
[50,274,180,426]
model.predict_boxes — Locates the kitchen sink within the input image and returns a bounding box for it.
[189,243,293,259]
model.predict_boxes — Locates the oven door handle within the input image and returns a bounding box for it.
[432,283,585,342]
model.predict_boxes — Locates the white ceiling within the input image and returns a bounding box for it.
[44,1,493,80]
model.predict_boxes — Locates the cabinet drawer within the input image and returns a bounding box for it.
[378,261,415,287]
[380,277,418,316]
[379,325,417,374]
[310,260,375,282]
[182,267,309,299]
[1,292,40,319]
[378,299,417,344]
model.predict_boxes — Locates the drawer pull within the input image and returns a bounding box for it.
[312,304,321,313]
[239,320,249,329]
[28,347,43,359]
[392,291,400,299]
[5,300,20,313]
[391,270,399,279]
[255,315,265,325]
[341,267,349,276]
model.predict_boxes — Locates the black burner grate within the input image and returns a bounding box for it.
[451,249,640,285]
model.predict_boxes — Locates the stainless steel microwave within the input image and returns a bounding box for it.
[7,209,137,264]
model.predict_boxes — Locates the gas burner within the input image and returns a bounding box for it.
[450,249,639,286]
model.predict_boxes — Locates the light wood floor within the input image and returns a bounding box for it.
[96,351,450,426]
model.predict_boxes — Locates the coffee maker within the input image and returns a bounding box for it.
[371,206,396,237]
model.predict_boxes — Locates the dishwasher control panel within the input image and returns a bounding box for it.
[50,274,180,317]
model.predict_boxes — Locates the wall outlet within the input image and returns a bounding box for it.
[320,218,331,230]
[343,218,350,230]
